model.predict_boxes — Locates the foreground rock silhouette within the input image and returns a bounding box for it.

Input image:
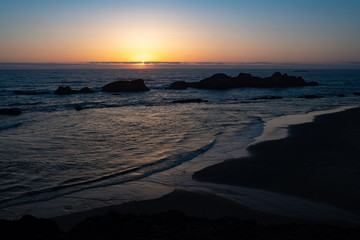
[102,79,150,92]
[1,212,360,240]
[0,215,63,240]
[169,72,318,90]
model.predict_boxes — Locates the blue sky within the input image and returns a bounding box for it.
[1,0,359,67]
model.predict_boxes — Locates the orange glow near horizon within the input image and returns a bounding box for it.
[1,2,359,67]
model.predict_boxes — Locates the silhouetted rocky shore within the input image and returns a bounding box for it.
[169,72,318,90]
[102,79,150,92]
[1,211,360,240]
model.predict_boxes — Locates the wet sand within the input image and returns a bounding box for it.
[194,107,360,216]
[52,189,291,232]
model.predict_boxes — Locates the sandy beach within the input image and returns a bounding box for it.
[194,107,360,216]
[52,189,291,232]
[2,106,360,239]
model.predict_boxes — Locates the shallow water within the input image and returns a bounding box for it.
[1,69,360,218]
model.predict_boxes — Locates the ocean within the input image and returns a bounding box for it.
[1,68,360,219]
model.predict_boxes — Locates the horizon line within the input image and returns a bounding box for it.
[0,61,360,69]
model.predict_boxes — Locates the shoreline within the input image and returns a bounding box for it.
[252,105,356,146]
[194,106,360,221]
[50,105,360,231]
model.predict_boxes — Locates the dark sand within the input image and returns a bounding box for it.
[53,189,291,232]
[194,107,360,216]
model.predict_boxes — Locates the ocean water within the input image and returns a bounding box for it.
[1,68,360,219]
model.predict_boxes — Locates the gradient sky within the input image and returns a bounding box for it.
[1,0,360,66]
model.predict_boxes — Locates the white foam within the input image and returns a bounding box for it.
[252,105,357,146]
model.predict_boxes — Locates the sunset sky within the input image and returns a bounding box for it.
[1,0,360,68]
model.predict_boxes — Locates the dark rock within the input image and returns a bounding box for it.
[13,90,50,95]
[169,72,318,90]
[250,96,282,100]
[172,99,208,103]
[337,94,346,97]
[194,73,233,89]
[74,105,84,111]
[297,95,323,99]
[1,211,360,240]
[67,211,360,240]
[55,86,78,95]
[102,79,149,92]
[168,81,191,90]
[0,215,63,240]
[78,87,94,93]
[353,92,360,96]
[0,108,22,115]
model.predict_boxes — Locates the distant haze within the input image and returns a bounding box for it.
[1,0,359,68]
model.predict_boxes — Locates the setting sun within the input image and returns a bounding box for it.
[0,1,359,68]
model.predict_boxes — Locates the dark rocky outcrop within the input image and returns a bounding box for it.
[172,99,208,103]
[195,73,234,90]
[1,212,360,239]
[102,79,149,92]
[353,92,360,96]
[68,211,360,240]
[0,215,64,240]
[169,72,318,90]
[337,94,346,97]
[13,90,50,95]
[78,87,94,93]
[74,105,84,111]
[0,108,22,115]
[55,86,78,95]
[167,81,189,90]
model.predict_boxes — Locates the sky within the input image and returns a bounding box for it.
[1,0,360,68]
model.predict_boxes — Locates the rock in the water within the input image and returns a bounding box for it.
[353,92,360,96]
[172,99,208,103]
[78,87,94,93]
[102,79,150,92]
[0,108,22,115]
[168,81,190,90]
[337,94,346,97]
[54,86,78,95]
[168,72,318,90]
[74,105,84,111]
[194,73,233,89]
[13,90,50,95]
